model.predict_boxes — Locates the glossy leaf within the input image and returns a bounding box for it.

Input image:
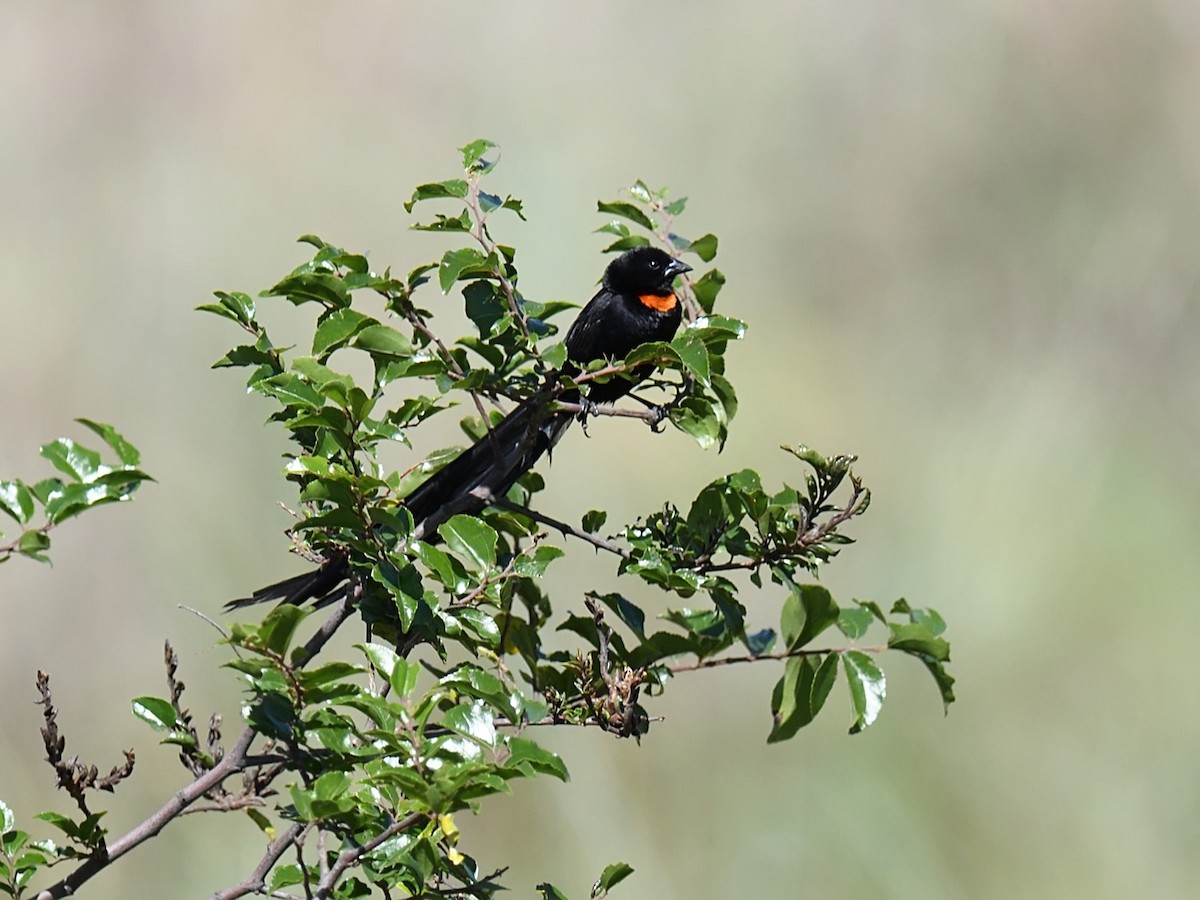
[595,861,634,893]
[439,515,498,573]
[443,699,497,748]
[596,200,655,231]
[438,248,488,293]
[843,651,886,734]
[130,696,178,732]
[781,584,839,650]
[767,653,838,743]
[76,419,141,466]
[0,481,34,525]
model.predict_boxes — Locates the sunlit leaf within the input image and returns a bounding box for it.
[843,650,886,734]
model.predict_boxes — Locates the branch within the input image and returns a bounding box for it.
[212,822,310,900]
[691,475,870,576]
[0,523,52,562]
[491,497,629,559]
[465,174,528,339]
[37,596,358,899]
[313,812,427,898]
[668,644,887,674]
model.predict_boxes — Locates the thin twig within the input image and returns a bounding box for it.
[38,597,358,899]
[668,644,887,674]
[211,822,310,900]
[313,812,428,898]
[491,497,629,559]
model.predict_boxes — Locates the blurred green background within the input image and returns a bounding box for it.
[3,1,1198,897]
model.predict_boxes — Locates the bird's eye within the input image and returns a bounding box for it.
[648,259,660,269]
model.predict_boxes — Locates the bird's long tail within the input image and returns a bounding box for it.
[226,398,573,610]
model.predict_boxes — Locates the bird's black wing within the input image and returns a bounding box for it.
[226,397,571,610]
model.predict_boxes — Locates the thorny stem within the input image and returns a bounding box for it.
[492,496,629,559]
[668,644,888,674]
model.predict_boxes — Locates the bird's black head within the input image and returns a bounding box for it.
[603,246,692,296]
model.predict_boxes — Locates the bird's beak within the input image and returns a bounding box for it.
[665,258,693,279]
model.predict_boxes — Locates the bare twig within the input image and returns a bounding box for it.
[491,496,629,559]
[668,644,887,674]
[38,596,358,899]
[212,822,310,900]
[464,175,528,340]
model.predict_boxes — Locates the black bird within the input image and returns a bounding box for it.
[228,246,691,611]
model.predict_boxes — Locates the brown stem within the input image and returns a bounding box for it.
[37,597,357,899]
[668,644,887,674]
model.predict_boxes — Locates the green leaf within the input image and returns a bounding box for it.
[353,323,413,360]
[197,290,256,326]
[910,606,947,635]
[313,771,351,803]
[404,179,469,212]
[595,861,635,894]
[267,864,303,891]
[358,641,397,679]
[537,885,570,900]
[442,699,496,747]
[542,341,569,369]
[843,650,886,734]
[780,584,839,650]
[600,235,651,253]
[454,607,501,645]
[514,544,564,578]
[596,593,646,639]
[259,604,311,656]
[312,308,373,356]
[17,529,50,561]
[130,696,178,732]
[887,623,950,662]
[212,343,278,370]
[76,419,141,466]
[837,606,875,640]
[691,269,726,313]
[670,332,711,387]
[439,515,498,573]
[369,561,425,632]
[39,439,102,483]
[922,659,956,712]
[463,280,506,337]
[438,248,488,293]
[767,653,838,743]
[269,272,350,309]
[391,658,419,697]
[581,509,607,534]
[0,481,35,525]
[688,233,719,262]
[596,200,655,231]
[460,138,498,173]
[668,396,722,450]
[256,373,325,410]
[505,736,569,780]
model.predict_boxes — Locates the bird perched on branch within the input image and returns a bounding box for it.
[228,246,691,611]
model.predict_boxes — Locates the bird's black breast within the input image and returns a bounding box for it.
[564,287,681,365]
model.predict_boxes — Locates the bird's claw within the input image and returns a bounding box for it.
[576,397,601,436]
[647,404,669,432]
